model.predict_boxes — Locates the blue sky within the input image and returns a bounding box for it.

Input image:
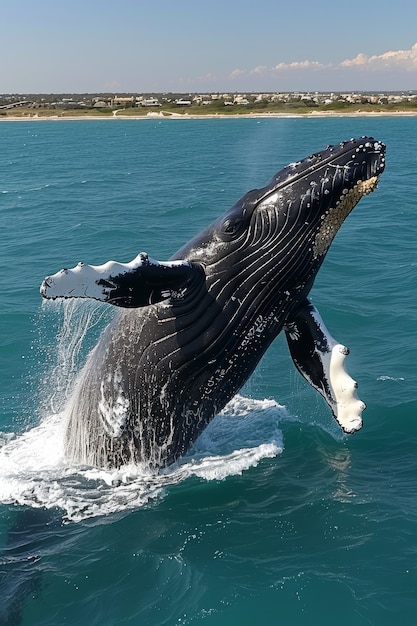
[2,0,417,93]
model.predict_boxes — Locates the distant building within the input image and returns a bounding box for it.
[233,96,249,105]
[111,96,135,106]
[141,97,161,107]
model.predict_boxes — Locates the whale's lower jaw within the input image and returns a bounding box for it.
[313,176,380,258]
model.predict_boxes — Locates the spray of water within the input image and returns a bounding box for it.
[38,299,113,415]
[0,301,288,522]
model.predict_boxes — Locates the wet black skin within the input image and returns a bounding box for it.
[55,137,385,469]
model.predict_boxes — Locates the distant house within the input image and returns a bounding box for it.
[233,96,249,105]
[111,96,135,107]
[141,98,161,107]
[175,99,192,106]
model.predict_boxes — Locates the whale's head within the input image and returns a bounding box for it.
[40,137,385,310]
[178,136,386,298]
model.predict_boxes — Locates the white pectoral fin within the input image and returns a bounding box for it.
[40,252,201,308]
[285,300,364,433]
[321,343,364,433]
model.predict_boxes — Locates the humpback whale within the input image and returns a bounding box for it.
[41,137,386,469]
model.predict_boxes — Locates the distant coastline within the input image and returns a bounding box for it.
[2,91,417,120]
[2,109,417,121]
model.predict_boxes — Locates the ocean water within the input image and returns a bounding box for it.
[0,116,416,625]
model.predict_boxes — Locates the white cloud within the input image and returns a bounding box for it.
[341,42,417,70]
[249,65,269,75]
[230,69,245,79]
[273,60,327,71]
[229,42,417,82]
[340,53,368,68]
[230,60,327,80]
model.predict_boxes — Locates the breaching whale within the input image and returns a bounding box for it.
[41,137,386,469]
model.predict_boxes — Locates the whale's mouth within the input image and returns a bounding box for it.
[313,175,380,258]
[255,137,385,203]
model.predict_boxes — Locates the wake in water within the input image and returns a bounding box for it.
[0,398,286,522]
[0,301,287,522]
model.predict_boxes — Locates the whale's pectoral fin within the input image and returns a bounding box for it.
[40,252,204,308]
[284,300,364,434]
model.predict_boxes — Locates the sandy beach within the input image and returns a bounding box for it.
[2,109,417,121]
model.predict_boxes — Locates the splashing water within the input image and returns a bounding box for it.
[0,301,287,522]
[37,299,114,415]
[0,396,286,522]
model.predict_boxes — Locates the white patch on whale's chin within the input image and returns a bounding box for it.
[313,176,379,258]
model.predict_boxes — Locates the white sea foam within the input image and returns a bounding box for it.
[0,297,291,522]
[0,395,287,522]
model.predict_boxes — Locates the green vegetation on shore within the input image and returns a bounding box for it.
[2,92,417,118]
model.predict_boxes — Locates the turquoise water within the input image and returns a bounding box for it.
[0,116,416,625]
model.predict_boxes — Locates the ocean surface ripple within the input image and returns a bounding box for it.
[1,117,416,625]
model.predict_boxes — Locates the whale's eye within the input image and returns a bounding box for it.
[223,219,236,234]
[220,217,245,240]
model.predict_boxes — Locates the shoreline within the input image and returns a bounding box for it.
[1,110,417,122]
